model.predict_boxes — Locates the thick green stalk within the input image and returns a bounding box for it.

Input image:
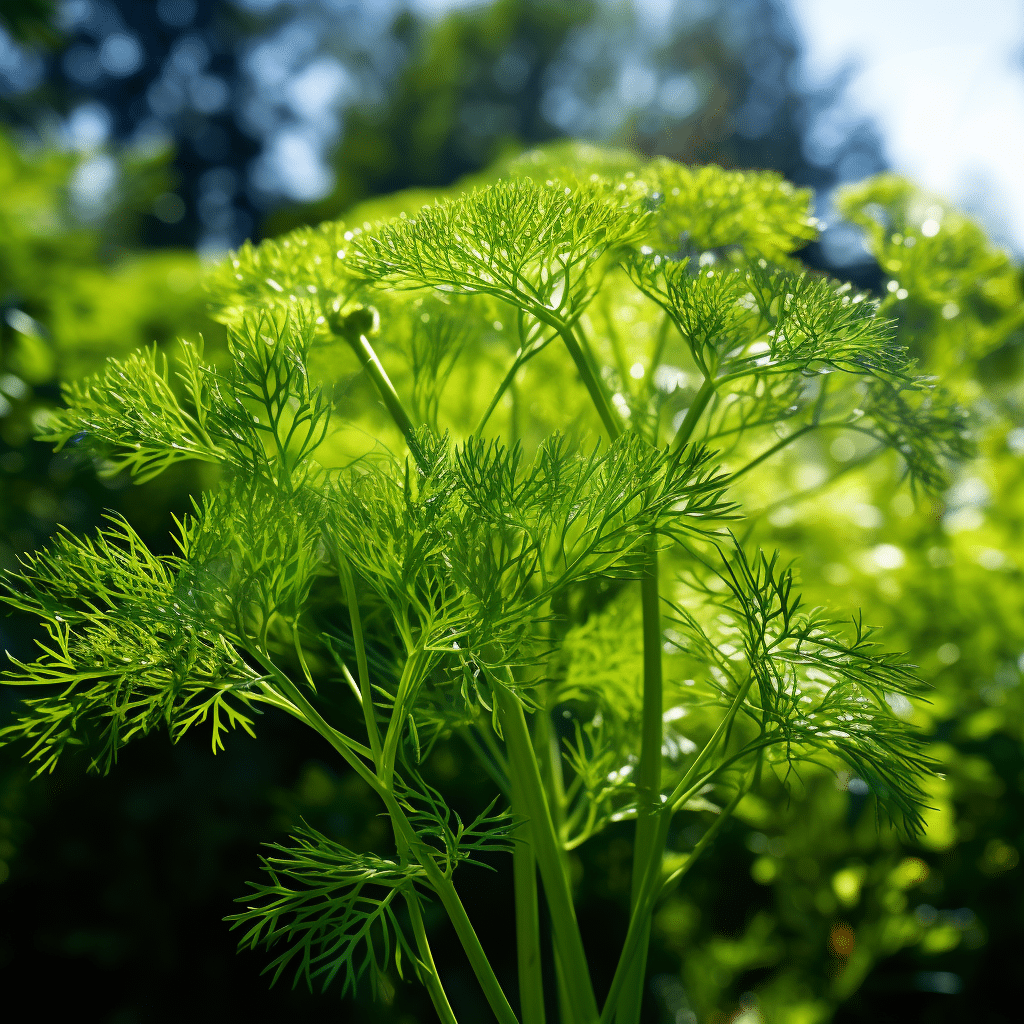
[600,787,746,1024]
[617,370,717,1023]
[407,891,460,1024]
[495,682,599,1023]
[669,376,716,457]
[614,542,664,1024]
[510,770,547,1024]
[598,810,671,1024]
[554,948,579,1024]
[534,705,570,871]
[535,698,579,1024]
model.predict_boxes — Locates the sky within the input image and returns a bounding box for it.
[7,0,1021,254]
[418,0,1024,252]
[790,0,1024,252]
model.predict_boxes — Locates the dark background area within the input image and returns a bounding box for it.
[2,3,1019,1023]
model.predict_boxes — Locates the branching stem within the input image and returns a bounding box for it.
[474,326,552,438]
[532,307,622,440]
[335,552,383,769]
[665,673,757,810]
[659,784,747,900]
[601,777,750,1024]
[381,648,428,789]
[249,649,383,797]
[385,790,521,1024]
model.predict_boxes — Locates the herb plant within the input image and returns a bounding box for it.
[1,144,966,1023]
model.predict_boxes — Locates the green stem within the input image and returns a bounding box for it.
[660,783,747,899]
[290,620,316,690]
[726,423,843,484]
[599,786,747,1024]
[643,314,672,400]
[670,738,775,813]
[406,891,460,1024]
[615,542,663,1024]
[250,650,384,797]
[474,330,552,438]
[386,791,521,1024]
[478,714,514,784]
[552,942,577,1024]
[332,316,516,1023]
[597,811,671,1024]
[751,444,883,519]
[474,353,525,438]
[534,704,569,864]
[495,681,599,1024]
[535,697,578,1024]
[669,376,716,457]
[336,553,383,769]
[664,673,756,810]
[617,367,715,1024]
[342,328,426,470]
[565,322,621,440]
[258,649,513,1024]
[595,302,632,393]
[381,647,427,788]
[727,424,815,482]
[638,545,664,835]
[460,726,512,800]
[548,300,667,1021]
[511,778,547,1024]
[554,947,579,1024]
[531,308,621,441]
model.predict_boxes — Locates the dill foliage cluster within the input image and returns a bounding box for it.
[1,144,967,1023]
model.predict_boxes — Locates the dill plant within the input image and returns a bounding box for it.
[0,144,968,1023]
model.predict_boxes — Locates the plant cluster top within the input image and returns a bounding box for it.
[1,142,967,1012]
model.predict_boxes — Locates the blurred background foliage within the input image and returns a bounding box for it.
[0,2,1020,1023]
